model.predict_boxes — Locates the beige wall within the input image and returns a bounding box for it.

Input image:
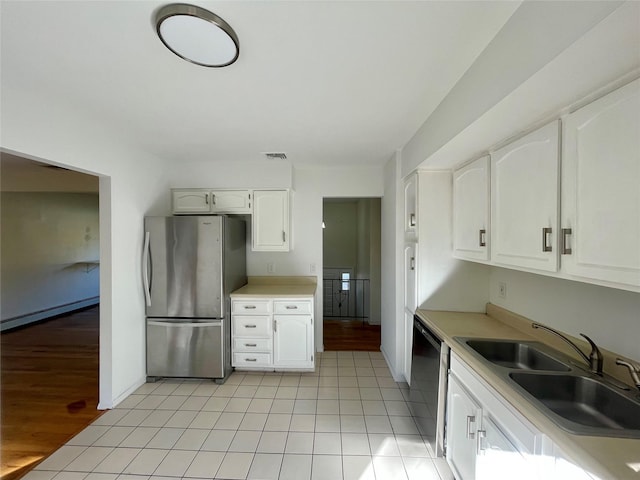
[1,192,100,330]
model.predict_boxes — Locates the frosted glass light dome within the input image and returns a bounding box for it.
[155,4,239,67]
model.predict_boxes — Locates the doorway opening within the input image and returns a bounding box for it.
[0,152,101,479]
[322,197,381,351]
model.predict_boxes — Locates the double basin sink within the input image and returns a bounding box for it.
[455,337,640,438]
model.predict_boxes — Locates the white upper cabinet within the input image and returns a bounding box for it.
[172,189,251,214]
[209,190,252,214]
[491,121,560,273]
[172,189,212,214]
[561,78,640,288]
[453,156,490,262]
[252,190,290,251]
[404,173,418,239]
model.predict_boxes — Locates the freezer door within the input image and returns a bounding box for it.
[144,216,224,318]
[147,320,224,378]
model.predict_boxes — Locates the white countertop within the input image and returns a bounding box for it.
[231,276,316,298]
[415,307,640,480]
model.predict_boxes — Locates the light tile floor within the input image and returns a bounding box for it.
[26,351,454,480]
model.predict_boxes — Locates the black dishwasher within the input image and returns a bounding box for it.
[409,314,449,457]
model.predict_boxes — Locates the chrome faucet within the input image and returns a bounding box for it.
[616,358,640,391]
[531,323,603,375]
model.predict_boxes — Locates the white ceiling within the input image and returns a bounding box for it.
[0,1,521,167]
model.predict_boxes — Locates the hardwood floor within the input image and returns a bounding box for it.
[1,307,102,480]
[323,318,381,351]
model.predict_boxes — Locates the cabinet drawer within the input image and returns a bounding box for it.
[232,300,271,315]
[233,352,271,367]
[273,301,312,315]
[233,338,271,352]
[232,316,271,337]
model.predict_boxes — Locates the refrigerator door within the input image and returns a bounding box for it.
[144,216,224,318]
[147,319,224,378]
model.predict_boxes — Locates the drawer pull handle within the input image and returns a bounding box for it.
[466,415,476,439]
[245,343,257,347]
[245,324,257,329]
[409,213,416,227]
[244,305,257,309]
[542,227,553,252]
[245,358,257,362]
[479,229,486,247]
[285,305,298,310]
[561,228,572,255]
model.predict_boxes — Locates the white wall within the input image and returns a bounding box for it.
[416,171,490,312]
[1,84,169,408]
[165,161,385,352]
[489,268,640,361]
[381,152,405,379]
[323,201,358,269]
[368,199,382,325]
[402,1,622,175]
[0,192,100,330]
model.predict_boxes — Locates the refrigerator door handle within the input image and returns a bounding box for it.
[147,320,222,328]
[142,231,151,307]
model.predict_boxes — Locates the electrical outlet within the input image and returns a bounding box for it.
[310,263,317,274]
[267,262,275,274]
[498,282,507,299]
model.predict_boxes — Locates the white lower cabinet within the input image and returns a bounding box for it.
[447,353,544,480]
[231,297,314,371]
[476,415,534,480]
[273,314,313,368]
[447,352,601,480]
[446,375,482,480]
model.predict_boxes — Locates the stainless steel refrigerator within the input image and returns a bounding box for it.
[142,215,246,382]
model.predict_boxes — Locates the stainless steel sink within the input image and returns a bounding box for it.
[462,339,570,371]
[454,336,640,438]
[510,372,640,437]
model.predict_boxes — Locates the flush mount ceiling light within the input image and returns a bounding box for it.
[155,3,239,67]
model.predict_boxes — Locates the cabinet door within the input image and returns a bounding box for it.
[561,79,640,288]
[446,374,481,480]
[273,315,313,367]
[491,121,560,272]
[172,189,212,214]
[404,243,417,311]
[476,416,536,480]
[252,190,290,251]
[210,190,252,214]
[453,156,490,261]
[404,174,418,238]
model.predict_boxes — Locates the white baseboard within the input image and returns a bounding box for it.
[1,297,100,332]
[100,375,146,410]
[380,344,405,382]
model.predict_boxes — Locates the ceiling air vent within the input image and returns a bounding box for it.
[263,152,287,160]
